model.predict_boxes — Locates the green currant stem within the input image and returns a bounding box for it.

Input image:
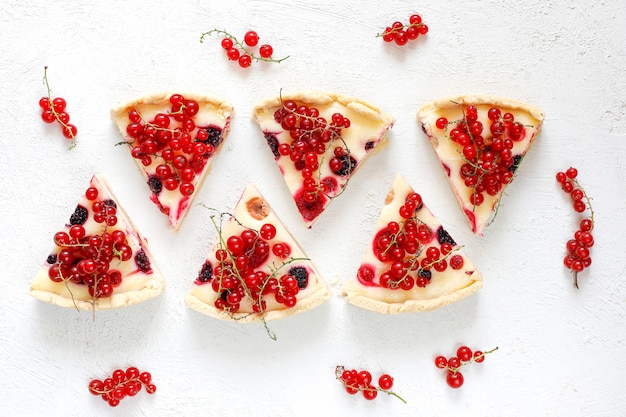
[42,66,76,149]
[200,29,289,63]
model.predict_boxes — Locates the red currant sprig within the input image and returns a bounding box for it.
[40,66,77,148]
[435,105,528,209]
[377,14,428,46]
[335,366,406,403]
[272,98,352,204]
[200,29,289,68]
[88,367,156,407]
[434,346,498,389]
[556,167,594,288]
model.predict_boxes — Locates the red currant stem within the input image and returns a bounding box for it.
[334,366,407,404]
[42,66,77,148]
[447,346,499,373]
[200,29,289,63]
[375,22,425,38]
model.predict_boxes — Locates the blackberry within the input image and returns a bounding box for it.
[365,141,375,150]
[148,175,162,195]
[197,260,213,282]
[69,205,88,225]
[509,155,523,172]
[102,199,117,209]
[47,254,57,264]
[289,266,309,289]
[265,133,280,158]
[135,249,152,273]
[198,127,223,148]
[418,268,432,281]
[331,154,357,176]
[436,226,456,246]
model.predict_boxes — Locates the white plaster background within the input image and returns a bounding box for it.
[1,0,625,415]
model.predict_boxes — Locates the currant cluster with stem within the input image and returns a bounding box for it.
[377,14,428,46]
[556,167,594,288]
[46,185,151,304]
[122,93,225,199]
[39,66,77,148]
[200,29,289,68]
[196,208,310,340]
[88,367,156,407]
[335,366,406,403]
[435,345,499,389]
[358,191,465,290]
[435,104,531,209]
[270,98,353,205]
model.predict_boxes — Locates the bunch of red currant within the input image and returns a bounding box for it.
[39,66,77,147]
[335,366,405,403]
[556,167,594,288]
[200,29,289,68]
[434,345,498,389]
[124,93,226,199]
[88,367,156,407]
[435,105,529,207]
[377,14,428,46]
[271,100,352,205]
[46,184,152,299]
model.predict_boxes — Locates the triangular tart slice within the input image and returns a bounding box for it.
[186,184,331,323]
[253,92,394,228]
[417,95,544,235]
[111,93,233,231]
[30,174,165,310]
[342,173,482,313]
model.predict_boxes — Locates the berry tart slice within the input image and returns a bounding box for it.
[417,95,544,235]
[30,174,165,310]
[342,174,482,313]
[253,92,394,228]
[186,184,331,324]
[111,93,233,231]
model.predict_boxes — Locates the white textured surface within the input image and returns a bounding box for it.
[2,0,626,415]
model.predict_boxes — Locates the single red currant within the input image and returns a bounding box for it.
[259,44,273,58]
[244,30,259,47]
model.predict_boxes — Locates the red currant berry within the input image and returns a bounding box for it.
[244,30,259,47]
[473,350,485,363]
[378,374,394,390]
[446,370,464,388]
[259,44,273,58]
[238,54,252,68]
[434,355,448,369]
[457,345,473,362]
[566,167,578,179]
[435,117,448,129]
[362,386,378,400]
[227,48,240,60]
[221,38,233,49]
